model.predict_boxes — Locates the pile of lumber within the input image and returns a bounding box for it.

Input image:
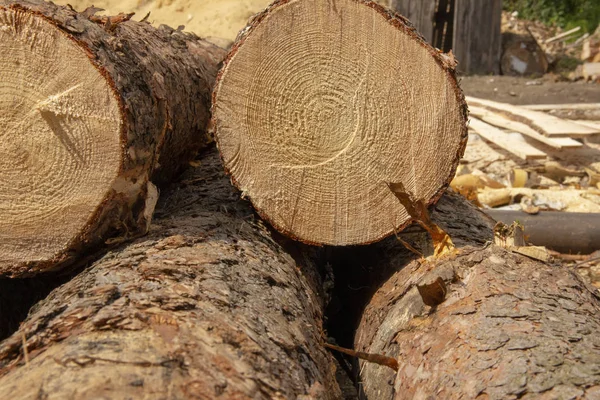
[1,0,599,399]
[467,97,600,160]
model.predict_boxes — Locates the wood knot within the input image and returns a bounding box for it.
[417,277,447,307]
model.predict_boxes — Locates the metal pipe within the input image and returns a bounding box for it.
[484,210,600,255]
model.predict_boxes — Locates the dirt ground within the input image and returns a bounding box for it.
[460,75,600,105]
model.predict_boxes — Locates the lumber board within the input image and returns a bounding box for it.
[469,118,547,160]
[522,103,600,111]
[544,26,581,44]
[569,120,600,130]
[467,96,600,138]
[468,105,583,149]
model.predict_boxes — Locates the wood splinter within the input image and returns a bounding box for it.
[323,342,399,372]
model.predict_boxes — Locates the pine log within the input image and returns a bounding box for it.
[355,232,600,398]
[0,0,225,277]
[212,0,468,246]
[0,148,342,399]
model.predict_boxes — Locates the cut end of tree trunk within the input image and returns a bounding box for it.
[0,6,123,270]
[0,1,225,276]
[212,0,468,246]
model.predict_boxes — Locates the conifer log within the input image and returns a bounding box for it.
[0,0,225,276]
[0,148,341,399]
[212,0,468,246]
[355,237,600,398]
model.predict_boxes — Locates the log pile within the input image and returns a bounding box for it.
[1,1,599,399]
[0,149,342,399]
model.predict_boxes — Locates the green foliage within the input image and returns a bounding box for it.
[504,0,600,33]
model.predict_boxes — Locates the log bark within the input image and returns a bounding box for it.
[0,0,225,276]
[212,0,468,246]
[355,211,600,399]
[0,147,341,399]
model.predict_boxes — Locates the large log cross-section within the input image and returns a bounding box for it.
[0,0,225,276]
[212,0,468,246]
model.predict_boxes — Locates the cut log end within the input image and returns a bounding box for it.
[0,6,122,269]
[213,0,468,246]
[0,1,225,276]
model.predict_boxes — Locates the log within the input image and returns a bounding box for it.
[355,230,600,398]
[212,0,468,246]
[486,210,600,255]
[0,0,225,277]
[0,148,342,399]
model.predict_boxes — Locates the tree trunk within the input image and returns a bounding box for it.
[355,222,600,398]
[0,0,225,277]
[211,0,468,246]
[0,147,342,399]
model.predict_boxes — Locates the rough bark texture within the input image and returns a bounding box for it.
[0,0,225,276]
[0,148,341,400]
[355,225,600,398]
[322,189,495,347]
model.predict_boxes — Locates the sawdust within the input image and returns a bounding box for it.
[54,0,273,40]
[54,0,396,42]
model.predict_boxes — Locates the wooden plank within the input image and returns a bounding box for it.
[444,0,455,52]
[469,118,548,160]
[452,0,502,75]
[544,26,581,44]
[391,0,435,43]
[469,105,583,149]
[467,96,600,138]
[522,103,600,111]
[570,120,600,130]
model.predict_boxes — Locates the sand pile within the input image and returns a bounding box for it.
[53,0,272,41]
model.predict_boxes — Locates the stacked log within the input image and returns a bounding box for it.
[355,243,600,399]
[212,0,468,246]
[1,1,600,399]
[0,0,225,276]
[0,149,342,399]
